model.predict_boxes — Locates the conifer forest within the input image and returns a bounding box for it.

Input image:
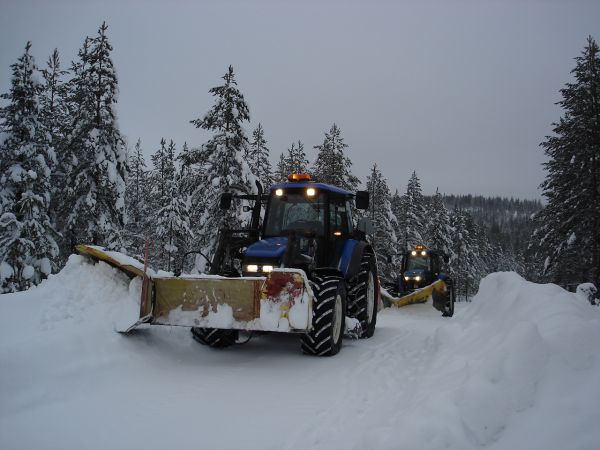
[1,23,598,302]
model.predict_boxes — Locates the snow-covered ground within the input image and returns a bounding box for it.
[1,255,599,450]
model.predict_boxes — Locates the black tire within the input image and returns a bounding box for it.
[442,279,455,317]
[301,275,346,356]
[348,255,378,338]
[191,327,238,348]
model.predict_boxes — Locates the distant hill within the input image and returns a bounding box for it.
[430,194,542,254]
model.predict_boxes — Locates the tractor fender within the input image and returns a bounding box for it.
[341,241,376,281]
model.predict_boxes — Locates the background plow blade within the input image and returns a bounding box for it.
[381,279,447,308]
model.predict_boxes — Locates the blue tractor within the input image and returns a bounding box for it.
[190,173,379,356]
[383,245,455,317]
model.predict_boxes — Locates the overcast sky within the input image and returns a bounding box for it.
[2,0,599,200]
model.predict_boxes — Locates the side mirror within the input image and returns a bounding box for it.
[356,217,374,235]
[355,191,369,210]
[219,192,232,210]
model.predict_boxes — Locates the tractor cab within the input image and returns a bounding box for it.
[241,173,370,276]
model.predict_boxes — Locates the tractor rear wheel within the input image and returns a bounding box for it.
[442,279,455,317]
[348,255,378,338]
[191,327,238,348]
[301,275,346,356]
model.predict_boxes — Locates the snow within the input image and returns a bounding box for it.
[1,261,599,450]
[88,245,150,274]
[21,265,34,279]
[288,289,311,329]
[206,303,235,328]
[576,282,598,304]
[259,297,286,330]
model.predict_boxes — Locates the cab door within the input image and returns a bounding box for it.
[328,195,352,267]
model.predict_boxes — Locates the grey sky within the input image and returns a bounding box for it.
[2,0,599,200]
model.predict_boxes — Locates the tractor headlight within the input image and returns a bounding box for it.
[415,276,422,281]
[404,276,410,281]
[275,188,284,196]
[421,251,427,256]
[411,251,417,256]
[306,188,316,197]
[262,265,274,273]
[246,264,259,272]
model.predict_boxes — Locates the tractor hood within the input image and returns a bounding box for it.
[404,269,427,278]
[245,237,288,259]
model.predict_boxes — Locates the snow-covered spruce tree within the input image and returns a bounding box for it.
[275,153,289,183]
[0,42,58,292]
[426,188,454,258]
[312,124,359,191]
[449,208,481,301]
[150,138,174,206]
[154,144,193,272]
[40,49,70,255]
[177,141,210,227]
[189,65,256,264]
[146,138,177,264]
[288,140,309,174]
[365,164,398,280]
[63,22,127,251]
[275,140,309,182]
[247,123,273,190]
[397,171,426,251]
[39,49,69,150]
[124,138,150,255]
[533,36,600,288]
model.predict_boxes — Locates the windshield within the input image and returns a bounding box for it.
[406,255,430,271]
[264,190,326,236]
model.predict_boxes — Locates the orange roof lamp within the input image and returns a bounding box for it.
[287,173,311,182]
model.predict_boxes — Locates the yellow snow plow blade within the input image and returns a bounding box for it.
[75,245,314,334]
[381,279,447,308]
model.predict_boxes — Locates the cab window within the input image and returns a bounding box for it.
[406,256,430,271]
[264,190,326,236]
[329,197,351,236]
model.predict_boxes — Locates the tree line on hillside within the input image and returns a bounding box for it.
[1,24,597,302]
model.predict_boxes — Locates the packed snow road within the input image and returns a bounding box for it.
[1,256,599,450]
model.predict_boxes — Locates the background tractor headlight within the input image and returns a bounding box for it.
[246,264,258,272]
[262,265,274,272]
[415,276,422,281]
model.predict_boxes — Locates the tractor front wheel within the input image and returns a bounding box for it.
[442,280,455,317]
[191,327,238,348]
[301,275,346,356]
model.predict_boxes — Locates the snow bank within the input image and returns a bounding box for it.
[1,264,599,450]
[365,272,600,450]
